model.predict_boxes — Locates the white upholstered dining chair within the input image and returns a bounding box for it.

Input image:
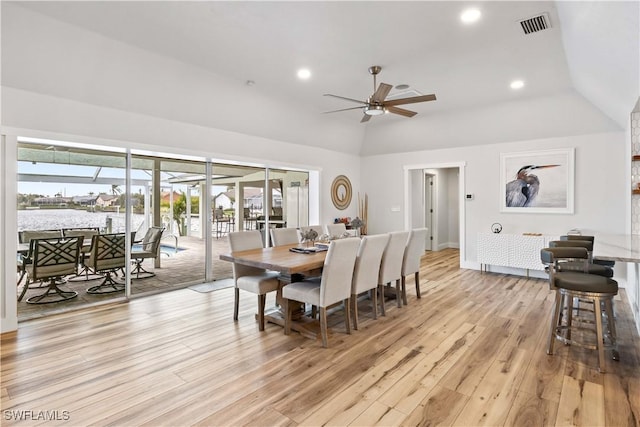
[351,234,389,330]
[228,231,280,331]
[378,231,410,315]
[270,227,300,247]
[283,237,360,347]
[401,228,428,305]
[325,223,347,238]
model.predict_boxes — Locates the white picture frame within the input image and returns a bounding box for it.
[500,148,575,214]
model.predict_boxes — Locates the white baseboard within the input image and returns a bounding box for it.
[436,242,460,251]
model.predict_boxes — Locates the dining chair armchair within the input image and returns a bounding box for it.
[350,234,389,330]
[270,227,300,247]
[378,231,410,315]
[86,233,127,294]
[131,226,164,278]
[228,231,280,331]
[401,228,428,305]
[24,237,82,304]
[325,223,347,238]
[283,237,360,347]
[17,230,63,301]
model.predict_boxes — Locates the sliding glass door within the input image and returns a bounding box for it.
[130,153,207,294]
[16,139,312,320]
[17,141,127,319]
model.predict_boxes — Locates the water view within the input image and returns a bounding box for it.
[18,209,145,233]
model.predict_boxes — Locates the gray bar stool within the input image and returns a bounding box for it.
[541,247,619,373]
[548,240,614,277]
[560,235,616,268]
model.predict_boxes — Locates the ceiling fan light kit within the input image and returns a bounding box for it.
[364,105,386,116]
[323,65,437,122]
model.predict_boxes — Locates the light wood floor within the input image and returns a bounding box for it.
[2,249,639,426]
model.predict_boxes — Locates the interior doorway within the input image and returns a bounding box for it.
[405,162,465,262]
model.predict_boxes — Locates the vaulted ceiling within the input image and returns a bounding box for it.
[2,1,638,156]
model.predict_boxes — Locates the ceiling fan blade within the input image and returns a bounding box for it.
[323,94,367,105]
[371,83,392,103]
[322,106,365,114]
[383,94,437,107]
[387,106,417,117]
[360,114,372,123]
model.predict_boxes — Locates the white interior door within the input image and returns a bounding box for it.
[424,173,434,251]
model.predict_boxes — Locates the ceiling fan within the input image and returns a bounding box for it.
[323,65,437,123]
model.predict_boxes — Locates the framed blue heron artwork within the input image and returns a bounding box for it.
[500,148,575,214]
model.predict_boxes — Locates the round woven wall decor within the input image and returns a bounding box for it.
[331,175,352,210]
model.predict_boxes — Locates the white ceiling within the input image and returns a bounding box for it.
[3,1,638,155]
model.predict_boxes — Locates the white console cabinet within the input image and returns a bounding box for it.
[477,232,559,274]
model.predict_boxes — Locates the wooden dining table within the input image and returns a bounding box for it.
[219,243,328,336]
[219,243,326,279]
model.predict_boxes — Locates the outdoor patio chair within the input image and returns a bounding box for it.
[214,208,232,239]
[17,230,63,301]
[63,228,102,281]
[86,233,127,294]
[131,226,165,278]
[24,237,82,304]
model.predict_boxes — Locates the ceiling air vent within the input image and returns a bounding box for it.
[386,89,423,101]
[519,13,550,35]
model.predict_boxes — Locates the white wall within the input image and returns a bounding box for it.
[409,169,423,229]
[363,132,626,265]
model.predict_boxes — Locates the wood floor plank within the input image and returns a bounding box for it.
[232,407,296,427]
[451,345,529,426]
[518,314,568,402]
[503,390,558,427]
[377,322,485,413]
[296,346,422,426]
[348,401,406,427]
[438,317,516,397]
[603,374,639,427]
[400,385,469,427]
[1,248,638,427]
[555,375,605,426]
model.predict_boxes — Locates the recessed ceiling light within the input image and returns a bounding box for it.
[460,8,481,24]
[510,80,525,90]
[297,68,311,80]
[395,84,410,90]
